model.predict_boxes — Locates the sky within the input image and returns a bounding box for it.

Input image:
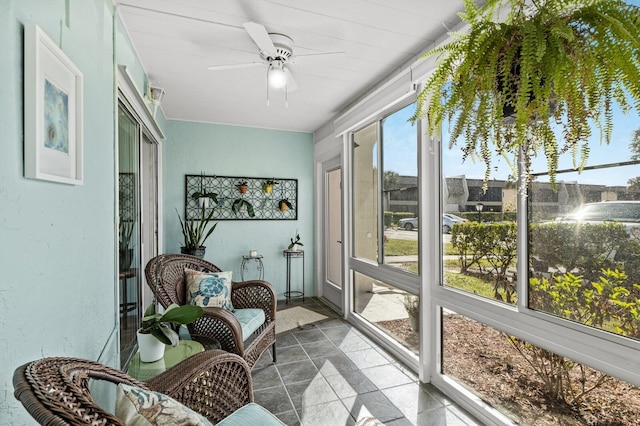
[381,101,640,188]
[379,0,640,187]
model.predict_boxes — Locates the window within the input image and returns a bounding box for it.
[442,117,518,306]
[350,102,420,360]
[529,163,640,340]
[436,100,640,424]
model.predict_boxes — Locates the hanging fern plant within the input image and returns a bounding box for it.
[411,0,640,190]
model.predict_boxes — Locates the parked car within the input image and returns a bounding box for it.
[554,201,640,236]
[443,213,468,233]
[398,214,468,233]
[556,201,640,231]
[398,217,418,231]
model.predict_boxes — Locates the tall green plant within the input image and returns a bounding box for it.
[176,206,218,250]
[411,0,640,189]
[118,220,135,251]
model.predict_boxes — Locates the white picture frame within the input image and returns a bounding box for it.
[24,25,83,185]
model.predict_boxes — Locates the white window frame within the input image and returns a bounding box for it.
[425,114,640,425]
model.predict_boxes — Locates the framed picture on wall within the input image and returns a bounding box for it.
[24,24,83,185]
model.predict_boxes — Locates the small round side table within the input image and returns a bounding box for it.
[283,249,305,304]
[241,255,264,280]
[127,340,204,381]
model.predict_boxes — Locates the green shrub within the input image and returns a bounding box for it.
[450,221,517,302]
[518,269,640,403]
[529,222,639,285]
[450,219,640,404]
[393,211,414,225]
[384,211,394,227]
[454,211,517,222]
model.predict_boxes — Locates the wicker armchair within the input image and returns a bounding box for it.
[145,253,276,369]
[13,350,253,425]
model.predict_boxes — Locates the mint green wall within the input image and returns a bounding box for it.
[0,1,163,423]
[114,14,168,129]
[163,121,315,299]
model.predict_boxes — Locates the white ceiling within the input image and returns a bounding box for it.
[115,0,465,133]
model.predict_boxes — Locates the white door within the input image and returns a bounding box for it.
[322,158,343,310]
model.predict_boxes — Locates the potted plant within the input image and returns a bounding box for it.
[176,205,218,258]
[232,198,255,218]
[137,302,203,362]
[191,190,218,209]
[263,178,279,194]
[278,198,292,212]
[236,179,249,194]
[403,293,420,332]
[288,230,303,251]
[411,0,640,190]
[191,172,218,208]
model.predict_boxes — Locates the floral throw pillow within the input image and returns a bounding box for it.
[115,383,212,426]
[185,268,234,311]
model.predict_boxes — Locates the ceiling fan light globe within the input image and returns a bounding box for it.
[268,67,287,89]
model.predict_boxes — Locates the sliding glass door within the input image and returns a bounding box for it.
[118,104,142,366]
[117,101,159,367]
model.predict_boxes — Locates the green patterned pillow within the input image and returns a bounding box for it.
[185,268,234,311]
[115,383,212,425]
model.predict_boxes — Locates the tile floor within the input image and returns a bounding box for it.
[253,298,481,426]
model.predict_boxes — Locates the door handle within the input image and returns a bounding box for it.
[337,241,342,244]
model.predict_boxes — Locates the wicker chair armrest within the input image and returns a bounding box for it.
[146,350,253,423]
[231,280,277,322]
[189,306,245,355]
[13,357,150,426]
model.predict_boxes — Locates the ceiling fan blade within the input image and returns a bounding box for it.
[291,51,346,65]
[284,68,298,92]
[243,22,277,57]
[207,62,263,71]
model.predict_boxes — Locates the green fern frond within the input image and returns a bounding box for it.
[412,0,640,191]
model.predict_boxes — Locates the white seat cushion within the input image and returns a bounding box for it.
[232,309,266,341]
[216,403,284,425]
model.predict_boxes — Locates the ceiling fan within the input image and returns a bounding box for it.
[207,22,345,94]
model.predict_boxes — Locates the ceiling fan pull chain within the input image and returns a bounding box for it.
[285,86,288,108]
[266,67,270,106]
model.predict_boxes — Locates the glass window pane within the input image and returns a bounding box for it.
[353,271,419,355]
[443,310,640,425]
[382,104,419,274]
[353,123,379,262]
[528,162,640,340]
[442,118,518,305]
[528,113,640,335]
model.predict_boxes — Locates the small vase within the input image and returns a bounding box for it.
[408,311,419,332]
[136,330,165,362]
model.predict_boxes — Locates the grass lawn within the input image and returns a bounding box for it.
[444,271,495,299]
[385,239,456,256]
[385,238,418,256]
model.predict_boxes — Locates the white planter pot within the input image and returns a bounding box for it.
[198,197,209,208]
[136,330,165,362]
